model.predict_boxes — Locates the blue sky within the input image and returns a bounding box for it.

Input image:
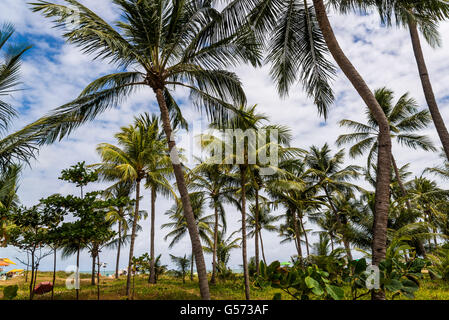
[1,0,449,273]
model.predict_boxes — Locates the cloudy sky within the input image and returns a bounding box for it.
[1,0,449,273]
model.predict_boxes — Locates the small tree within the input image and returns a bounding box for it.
[170,254,190,284]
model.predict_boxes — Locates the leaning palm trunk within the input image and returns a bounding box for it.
[126,179,141,299]
[312,0,392,300]
[115,219,122,279]
[259,230,267,265]
[240,166,251,300]
[149,188,157,284]
[293,211,303,258]
[408,20,449,161]
[155,88,210,300]
[255,189,260,275]
[210,204,219,285]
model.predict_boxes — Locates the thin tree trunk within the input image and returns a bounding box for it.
[29,249,35,300]
[408,19,449,161]
[210,203,219,285]
[312,0,391,299]
[76,246,80,300]
[292,211,303,258]
[298,213,310,256]
[91,250,96,285]
[240,166,251,300]
[155,88,210,300]
[259,230,267,265]
[97,253,100,301]
[391,154,411,211]
[255,189,260,275]
[126,179,141,299]
[149,188,157,284]
[51,247,56,300]
[116,218,122,279]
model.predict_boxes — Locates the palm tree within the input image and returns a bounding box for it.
[305,144,361,261]
[162,192,213,281]
[201,104,299,299]
[170,254,190,284]
[134,113,174,284]
[0,164,20,247]
[246,203,280,265]
[103,181,135,279]
[372,0,449,160]
[31,0,261,300]
[337,87,436,206]
[188,161,233,284]
[203,230,241,273]
[95,122,155,299]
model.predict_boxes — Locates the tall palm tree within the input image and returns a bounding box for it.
[305,144,361,261]
[31,0,261,300]
[201,104,299,299]
[95,122,156,299]
[162,192,213,281]
[229,2,393,297]
[188,161,233,284]
[134,113,174,284]
[337,87,435,210]
[372,0,449,160]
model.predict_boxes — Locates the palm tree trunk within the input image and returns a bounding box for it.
[155,88,210,300]
[312,0,391,299]
[190,249,195,281]
[240,166,251,300]
[298,213,310,256]
[126,179,141,299]
[408,19,449,160]
[149,188,157,284]
[292,211,303,258]
[116,219,122,279]
[210,203,219,285]
[255,189,260,275]
[76,246,80,300]
[51,247,56,300]
[259,230,267,265]
[391,154,412,211]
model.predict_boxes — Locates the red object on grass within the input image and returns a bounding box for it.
[33,282,53,295]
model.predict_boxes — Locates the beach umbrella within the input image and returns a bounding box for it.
[280,262,290,266]
[33,282,53,295]
[1,258,16,265]
[0,261,9,267]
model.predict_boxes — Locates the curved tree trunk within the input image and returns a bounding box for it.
[259,230,267,265]
[408,20,449,161]
[298,213,310,256]
[292,211,303,258]
[312,0,392,300]
[240,166,251,300]
[116,218,122,279]
[255,188,260,275]
[155,88,211,300]
[126,179,141,299]
[210,203,219,285]
[149,188,157,284]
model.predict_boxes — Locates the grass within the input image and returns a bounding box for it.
[1,272,449,300]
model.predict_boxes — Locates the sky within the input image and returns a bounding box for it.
[1,0,449,273]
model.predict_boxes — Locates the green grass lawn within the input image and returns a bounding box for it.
[1,272,449,300]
